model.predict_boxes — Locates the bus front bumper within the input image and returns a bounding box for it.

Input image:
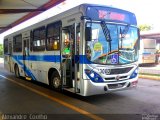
[83,77,138,96]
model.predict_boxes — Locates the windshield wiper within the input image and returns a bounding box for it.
[100,21,112,53]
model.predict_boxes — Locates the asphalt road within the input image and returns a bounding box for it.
[81,79,160,114]
[0,63,160,120]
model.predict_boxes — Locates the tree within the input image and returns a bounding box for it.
[0,44,3,57]
[138,24,152,31]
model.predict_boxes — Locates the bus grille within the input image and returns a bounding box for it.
[105,76,128,82]
[107,67,133,75]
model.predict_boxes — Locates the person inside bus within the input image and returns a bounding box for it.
[62,39,71,58]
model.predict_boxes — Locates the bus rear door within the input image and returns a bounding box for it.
[4,38,13,72]
[22,37,30,80]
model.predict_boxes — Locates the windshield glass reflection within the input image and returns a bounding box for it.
[86,22,139,65]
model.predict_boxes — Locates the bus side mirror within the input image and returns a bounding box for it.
[85,27,91,41]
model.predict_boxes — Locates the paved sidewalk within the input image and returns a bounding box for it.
[139,64,160,75]
[139,74,160,80]
[139,64,160,80]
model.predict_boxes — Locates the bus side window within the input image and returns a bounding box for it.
[46,22,60,51]
[13,34,22,52]
[30,31,33,51]
[33,26,45,51]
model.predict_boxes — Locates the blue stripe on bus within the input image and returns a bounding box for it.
[13,55,61,62]
[12,56,36,80]
[23,65,36,80]
[12,55,92,64]
[12,54,91,80]
[11,54,92,81]
[13,54,134,64]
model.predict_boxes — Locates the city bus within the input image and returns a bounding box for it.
[3,4,140,96]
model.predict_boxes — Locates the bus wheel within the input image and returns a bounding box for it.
[15,65,20,78]
[50,72,61,91]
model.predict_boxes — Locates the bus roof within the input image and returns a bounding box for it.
[4,3,137,38]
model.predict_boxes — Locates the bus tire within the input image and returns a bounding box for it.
[15,64,20,78]
[50,71,61,91]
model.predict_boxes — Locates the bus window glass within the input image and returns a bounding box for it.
[4,39,8,54]
[118,26,139,63]
[86,22,139,65]
[46,23,60,51]
[33,27,45,51]
[13,34,22,52]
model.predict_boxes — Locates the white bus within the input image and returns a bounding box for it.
[3,4,140,96]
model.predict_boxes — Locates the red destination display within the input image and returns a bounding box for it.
[99,10,125,21]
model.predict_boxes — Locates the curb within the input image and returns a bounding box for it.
[139,75,160,81]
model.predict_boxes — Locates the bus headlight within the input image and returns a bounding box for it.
[85,69,104,83]
[129,68,138,79]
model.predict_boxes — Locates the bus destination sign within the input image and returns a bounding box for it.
[98,10,125,21]
[86,6,137,25]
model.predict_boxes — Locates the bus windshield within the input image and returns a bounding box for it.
[86,22,139,65]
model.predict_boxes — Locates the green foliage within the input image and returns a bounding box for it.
[0,44,3,57]
[138,24,152,31]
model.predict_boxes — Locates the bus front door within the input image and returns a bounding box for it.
[61,24,80,93]
[22,37,30,79]
[5,39,13,72]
